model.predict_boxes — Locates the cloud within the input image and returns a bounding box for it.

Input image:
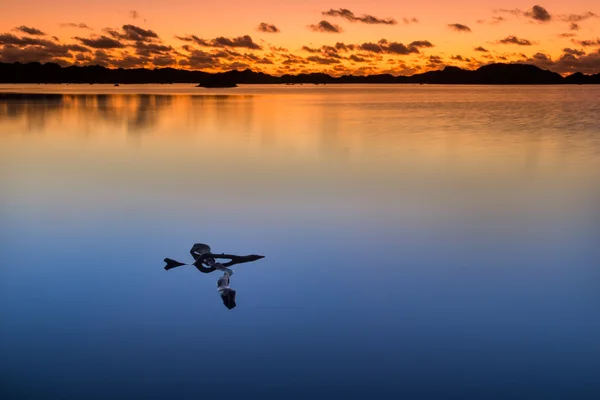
[133,41,172,56]
[334,42,357,51]
[559,12,597,22]
[130,10,140,19]
[309,21,342,33]
[451,55,470,62]
[563,48,585,56]
[403,18,419,24]
[122,25,159,41]
[257,23,279,33]
[525,5,552,22]
[448,23,471,32]
[322,8,397,25]
[558,33,577,38]
[524,48,600,74]
[498,36,533,46]
[112,55,149,69]
[105,25,159,42]
[74,35,125,49]
[212,35,261,49]
[358,39,431,55]
[0,44,71,64]
[575,38,600,46]
[474,46,489,52]
[570,23,580,31]
[59,23,91,29]
[306,55,340,64]
[176,34,261,49]
[409,40,434,48]
[14,26,45,36]
[349,54,367,62]
[152,54,176,67]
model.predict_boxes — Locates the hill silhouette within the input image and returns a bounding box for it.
[0,62,598,85]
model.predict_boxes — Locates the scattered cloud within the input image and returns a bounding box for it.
[257,23,279,33]
[559,12,597,22]
[569,23,580,31]
[130,11,140,19]
[474,46,489,52]
[574,38,600,46]
[448,23,471,32]
[322,8,397,25]
[525,5,551,22]
[176,34,261,49]
[498,36,533,46]
[14,26,46,36]
[309,21,343,33]
[306,55,340,64]
[563,48,585,56]
[403,18,419,24]
[74,35,125,49]
[59,23,91,29]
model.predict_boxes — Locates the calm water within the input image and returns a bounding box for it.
[1,85,599,399]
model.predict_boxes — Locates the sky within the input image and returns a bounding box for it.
[0,1,599,75]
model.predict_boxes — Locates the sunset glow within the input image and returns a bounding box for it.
[0,1,599,75]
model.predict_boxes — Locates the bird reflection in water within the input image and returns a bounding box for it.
[164,243,265,310]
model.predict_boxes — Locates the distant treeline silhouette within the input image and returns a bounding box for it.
[0,62,598,85]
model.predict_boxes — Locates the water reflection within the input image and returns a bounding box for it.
[1,86,600,399]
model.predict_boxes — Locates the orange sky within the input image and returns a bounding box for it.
[0,1,599,75]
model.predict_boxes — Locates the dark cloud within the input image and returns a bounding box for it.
[14,26,46,36]
[428,55,444,66]
[524,48,600,74]
[360,42,383,53]
[121,25,159,41]
[474,46,489,52]
[75,35,125,49]
[451,55,470,62]
[212,35,261,49]
[334,42,356,51]
[301,46,319,53]
[59,23,91,29]
[0,44,72,64]
[559,12,597,22]
[349,54,367,62]
[403,18,419,24]
[558,33,577,38]
[223,61,248,70]
[306,56,340,65]
[112,55,149,69]
[176,34,261,49]
[532,52,551,61]
[67,44,91,53]
[309,21,343,33]
[492,16,506,24]
[386,42,419,55]
[525,5,552,22]
[563,48,585,56]
[322,8,397,25]
[130,11,140,19]
[570,22,580,31]
[409,40,434,48]
[448,23,471,32]
[498,36,533,46]
[0,33,51,46]
[575,38,600,46]
[133,41,172,56]
[257,23,280,33]
[358,39,427,55]
[152,55,176,67]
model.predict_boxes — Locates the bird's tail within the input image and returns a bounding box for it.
[164,258,188,270]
